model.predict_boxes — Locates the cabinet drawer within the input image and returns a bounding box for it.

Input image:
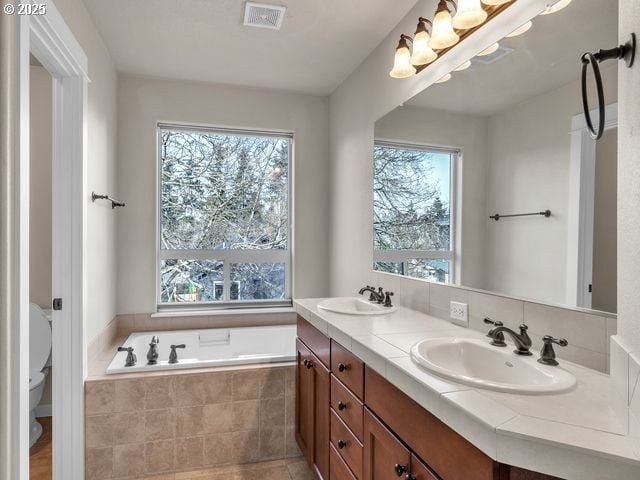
[331,410,363,479]
[331,340,364,399]
[364,366,496,480]
[330,443,357,480]
[411,455,439,480]
[331,375,364,441]
[298,316,331,368]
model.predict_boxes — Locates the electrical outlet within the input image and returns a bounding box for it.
[449,301,468,327]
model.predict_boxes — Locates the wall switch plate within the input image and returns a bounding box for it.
[449,301,468,327]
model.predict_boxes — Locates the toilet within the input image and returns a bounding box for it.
[29,303,52,447]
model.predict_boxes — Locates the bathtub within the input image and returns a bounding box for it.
[105,324,296,374]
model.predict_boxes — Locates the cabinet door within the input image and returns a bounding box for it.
[364,408,411,480]
[296,338,331,480]
[410,455,439,480]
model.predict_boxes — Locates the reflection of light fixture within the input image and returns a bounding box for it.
[410,17,438,65]
[506,21,532,38]
[541,0,571,15]
[454,60,472,71]
[435,73,452,84]
[481,0,511,5]
[453,0,487,30]
[430,0,460,50]
[477,42,499,56]
[389,35,416,79]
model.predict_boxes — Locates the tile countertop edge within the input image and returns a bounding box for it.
[292,298,640,478]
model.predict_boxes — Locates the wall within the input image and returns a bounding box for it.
[52,0,118,343]
[374,106,489,289]
[485,67,618,304]
[115,75,330,314]
[29,66,52,309]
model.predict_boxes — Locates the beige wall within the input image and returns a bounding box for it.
[52,0,119,342]
[115,75,330,314]
[29,66,52,309]
[374,106,489,289]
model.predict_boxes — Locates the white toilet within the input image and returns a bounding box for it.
[29,303,52,447]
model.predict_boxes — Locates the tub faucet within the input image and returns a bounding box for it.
[169,344,186,364]
[487,324,532,356]
[117,346,137,367]
[147,335,160,365]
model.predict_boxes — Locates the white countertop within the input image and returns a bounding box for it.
[294,298,640,480]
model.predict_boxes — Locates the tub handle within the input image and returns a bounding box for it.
[169,344,186,364]
[117,347,137,367]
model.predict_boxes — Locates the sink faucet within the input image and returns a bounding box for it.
[358,286,384,303]
[487,324,532,356]
[147,335,160,365]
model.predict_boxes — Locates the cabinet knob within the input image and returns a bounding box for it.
[337,401,347,411]
[337,439,347,449]
[405,476,416,480]
[306,360,313,369]
[338,363,348,372]
[394,464,407,477]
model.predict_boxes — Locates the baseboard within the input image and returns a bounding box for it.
[35,403,52,418]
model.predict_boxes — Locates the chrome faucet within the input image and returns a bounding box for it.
[147,335,160,365]
[487,324,533,356]
[358,285,384,303]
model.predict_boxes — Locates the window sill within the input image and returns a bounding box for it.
[151,306,296,318]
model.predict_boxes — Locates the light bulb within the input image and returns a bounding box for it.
[430,1,460,50]
[435,73,452,84]
[410,18,438,65]
[541,0,572,15]
[481,0,511,5]
[506,21,532,38]
[454,60,472,71]
[453,0,488,30]
[477,42,499,56]
[389,36,416,79]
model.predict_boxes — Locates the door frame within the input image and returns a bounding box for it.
[566,103,617,309]
[18,1,89,478]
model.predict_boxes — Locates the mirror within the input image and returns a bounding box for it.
[373,0,618,314]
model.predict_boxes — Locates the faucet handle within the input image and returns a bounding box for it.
[117,346,137,367]
[483,317,503,326]
[538,335,568,366]
[484,318,506,346]
[384,291,394,307]
[169,344,186,364]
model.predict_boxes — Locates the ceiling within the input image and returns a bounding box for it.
[82,0,418,95]
[406,0,618,116]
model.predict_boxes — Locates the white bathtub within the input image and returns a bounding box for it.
[105,324,296,374]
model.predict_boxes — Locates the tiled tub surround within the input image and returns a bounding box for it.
[295,298,640,479]
[85,365,300,479]
[369,272,617,373]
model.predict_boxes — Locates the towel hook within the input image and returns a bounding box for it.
[581,33,636,140]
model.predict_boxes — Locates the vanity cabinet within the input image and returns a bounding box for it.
[296,315,561,480]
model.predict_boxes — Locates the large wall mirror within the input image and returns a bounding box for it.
[373,0,618,314]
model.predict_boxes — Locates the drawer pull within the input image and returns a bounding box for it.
[338,363,349,372]
[337,401,347,411]
[337,439,347,449]
[394,464,407,477]
[303,359,313,369]
[405,476,416,480]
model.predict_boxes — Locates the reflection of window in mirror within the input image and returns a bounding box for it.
[373,141,458,284]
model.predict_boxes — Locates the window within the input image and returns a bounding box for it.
[158,124,292,309]
[373,141,457,283]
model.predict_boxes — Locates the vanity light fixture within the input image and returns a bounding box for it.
[477,42,500,56]
[454,60,472,71]
[389,35,417,79]
[410,17,438,66]
[435,73,452,84]
[430,0,460,50]
[506,21,532,38]
[453,0,488,30]
[541,0,571,15]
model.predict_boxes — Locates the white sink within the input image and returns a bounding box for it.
[317,297,397,316]
[410,338,576,395]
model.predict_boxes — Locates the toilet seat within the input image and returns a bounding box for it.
[30,303,52,373]
[29,370,45,390]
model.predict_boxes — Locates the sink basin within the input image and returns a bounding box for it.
[317,297,397,316]
[410,338,576,395]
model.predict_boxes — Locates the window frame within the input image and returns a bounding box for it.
[156,122,294,311]
[372,139,460,284]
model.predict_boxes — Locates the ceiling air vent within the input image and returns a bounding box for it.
[473,46,514,65]
[243,2,286,30]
